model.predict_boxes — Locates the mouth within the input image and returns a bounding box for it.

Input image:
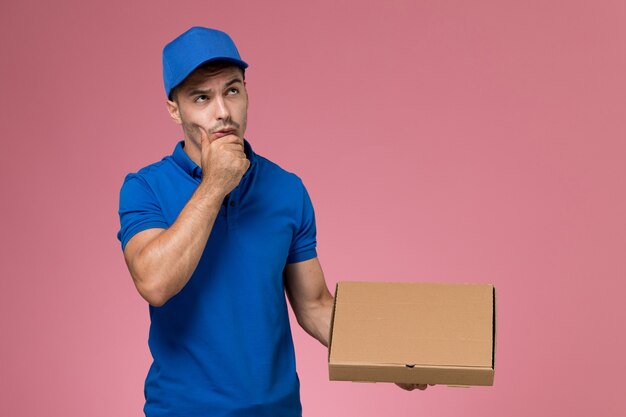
[212,128,236,139]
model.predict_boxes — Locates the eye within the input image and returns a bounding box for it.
[227,88,239,95]
[195,95,209,103]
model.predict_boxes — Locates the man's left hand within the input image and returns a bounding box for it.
[395,383,435,391]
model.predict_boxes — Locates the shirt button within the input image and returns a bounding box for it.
[230,201,236,207]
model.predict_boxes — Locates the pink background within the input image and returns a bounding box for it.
[1,0,625,415]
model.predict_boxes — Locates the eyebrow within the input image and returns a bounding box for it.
[187,78,243,97]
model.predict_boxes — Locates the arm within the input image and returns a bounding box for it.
[123,183,224,307]
[123,133,249,307]
[283,257,334,347]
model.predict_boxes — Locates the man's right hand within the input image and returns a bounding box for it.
[199,129,250,196]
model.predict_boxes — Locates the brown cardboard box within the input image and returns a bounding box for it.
[328,281,496,387]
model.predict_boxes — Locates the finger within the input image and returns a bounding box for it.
[213,134,243,146]
[395,383,415,391]
[417,384,427,390]
[220,141,245,149]
[199,127,210,148]
[221,143,247,156]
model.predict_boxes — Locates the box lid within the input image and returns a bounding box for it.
[329,281,495,370]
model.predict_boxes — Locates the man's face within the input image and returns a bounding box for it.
[167,64,248,148]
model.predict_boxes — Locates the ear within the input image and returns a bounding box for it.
[166,99,182,125]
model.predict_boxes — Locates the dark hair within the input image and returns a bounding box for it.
[170,61,246,102]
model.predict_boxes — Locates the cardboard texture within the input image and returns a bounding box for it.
[328,281,496,387]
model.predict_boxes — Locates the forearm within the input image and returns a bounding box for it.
[134,181,225,306]
[297,294,335,348]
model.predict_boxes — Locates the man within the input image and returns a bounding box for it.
[117,26,427,417]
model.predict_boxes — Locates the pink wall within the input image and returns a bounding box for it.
[1,0,625,415]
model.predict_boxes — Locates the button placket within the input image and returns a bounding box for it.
[225,161,253,228]
[226,190,239,228]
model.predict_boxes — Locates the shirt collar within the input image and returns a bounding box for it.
[172,138,257,180]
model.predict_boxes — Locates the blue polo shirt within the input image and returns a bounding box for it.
[117,139,317,417]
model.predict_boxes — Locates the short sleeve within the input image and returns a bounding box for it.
[116,174,169,251]
[286,181,318,264]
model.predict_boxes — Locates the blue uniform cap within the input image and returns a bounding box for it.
[162,27,248,99]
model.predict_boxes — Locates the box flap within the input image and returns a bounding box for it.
[330,281,494,369]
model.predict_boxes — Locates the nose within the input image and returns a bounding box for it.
[214,95,231,121]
